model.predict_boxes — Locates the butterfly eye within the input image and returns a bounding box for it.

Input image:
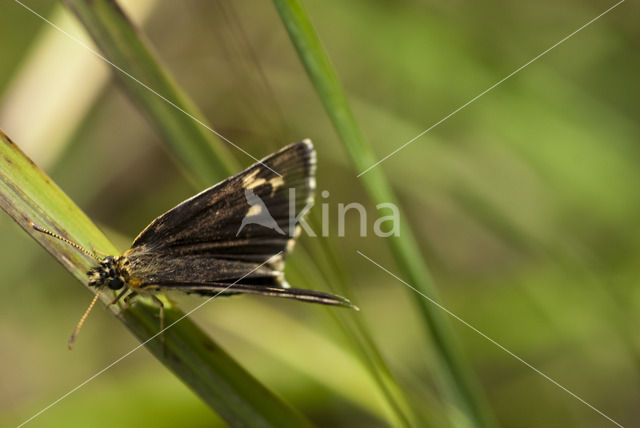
[108,277,124,290]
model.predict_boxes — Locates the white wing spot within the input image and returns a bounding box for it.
[246,204,263,217]
[268,176,284,195]
[242,170,265,190]
[243,169,286,195]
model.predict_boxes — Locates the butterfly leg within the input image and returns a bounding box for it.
[117,290,138,312]
[109,287,129,306]
[111,290,138,317]
[150,295,165,355]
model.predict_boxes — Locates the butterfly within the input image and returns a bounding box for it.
[31,139,356,348]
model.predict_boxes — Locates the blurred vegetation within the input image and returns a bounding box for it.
[1,0,638,427]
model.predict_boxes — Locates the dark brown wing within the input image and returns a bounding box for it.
[124,140,355,308]
[124,251,355,307]
[130,140,315,261]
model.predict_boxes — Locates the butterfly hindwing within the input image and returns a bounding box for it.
[146,282,355,307]
[124,249,354,307]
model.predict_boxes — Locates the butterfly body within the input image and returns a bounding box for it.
[87,255,128,290]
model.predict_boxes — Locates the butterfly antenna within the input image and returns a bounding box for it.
[68,286,104,350]
[29,222,100,261]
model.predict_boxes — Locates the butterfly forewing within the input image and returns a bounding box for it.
[124,141,315,291]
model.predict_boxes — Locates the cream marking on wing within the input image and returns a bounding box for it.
[245,204,263,217]
[286,238,296,253]
[269,176,285,194]
[243,169,286,196]
[242,170,261,188]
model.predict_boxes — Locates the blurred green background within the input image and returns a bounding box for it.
[1,0,638,427]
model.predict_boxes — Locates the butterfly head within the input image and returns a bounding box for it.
[87,255,127,290]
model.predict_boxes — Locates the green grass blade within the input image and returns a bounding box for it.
[62,0,239,184]
[272,1,497,427]
[0,129,312,427]
[300,221,422,428]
